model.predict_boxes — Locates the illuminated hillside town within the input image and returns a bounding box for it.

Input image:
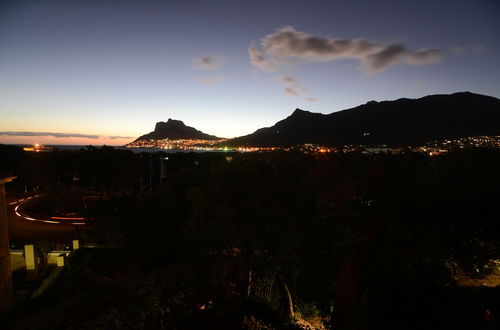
[124,135,500,155]
[126,138,228,150]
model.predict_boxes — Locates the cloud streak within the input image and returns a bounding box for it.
[108,135,135,139]
[193,54,226,84]
[249,26,441,73]
[277,75,317,101]
[284,87,298,96]
[450,44,488,55]
[0,131,133,139]
[198,75,225,85]
[471,44,488,54]
[276,75,317,101]
[278,75,309,95]
[192,55,226,71]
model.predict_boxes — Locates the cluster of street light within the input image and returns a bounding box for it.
[124,135,500,155]
[126,138,228,151]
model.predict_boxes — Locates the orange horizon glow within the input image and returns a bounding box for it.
[0,135,135,146]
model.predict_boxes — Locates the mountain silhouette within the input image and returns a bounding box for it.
[225,92,500,147]
[134,119,220,141]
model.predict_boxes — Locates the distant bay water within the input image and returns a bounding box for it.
[11,144,228,153]
[12,144,114,150]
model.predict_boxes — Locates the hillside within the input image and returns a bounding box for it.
[226,92,500,147]
[133,119,220,142]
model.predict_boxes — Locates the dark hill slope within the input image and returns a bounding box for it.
[226,92,500,147]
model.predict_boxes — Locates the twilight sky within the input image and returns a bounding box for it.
[1,0,499,145]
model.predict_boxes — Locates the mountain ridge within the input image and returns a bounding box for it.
[130,92,500,147]
[133,118,220,142]
[225,91,500,147]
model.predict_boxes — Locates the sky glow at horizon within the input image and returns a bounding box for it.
[1,0,499,145]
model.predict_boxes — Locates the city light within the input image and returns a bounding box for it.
[124,135,500,155]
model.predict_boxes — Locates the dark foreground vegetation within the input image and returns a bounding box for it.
[1,145,500,329]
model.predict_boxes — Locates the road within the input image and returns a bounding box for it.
[6,193,79,242]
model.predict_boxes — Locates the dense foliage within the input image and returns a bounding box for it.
[2,146,499,329]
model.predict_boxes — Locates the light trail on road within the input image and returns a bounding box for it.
[13,194,86,225]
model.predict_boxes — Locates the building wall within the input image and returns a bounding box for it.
[0,183,13,315]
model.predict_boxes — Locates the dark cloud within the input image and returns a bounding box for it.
[0,131,133,139]
[364,45,440,72]
[250,26,441,73]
